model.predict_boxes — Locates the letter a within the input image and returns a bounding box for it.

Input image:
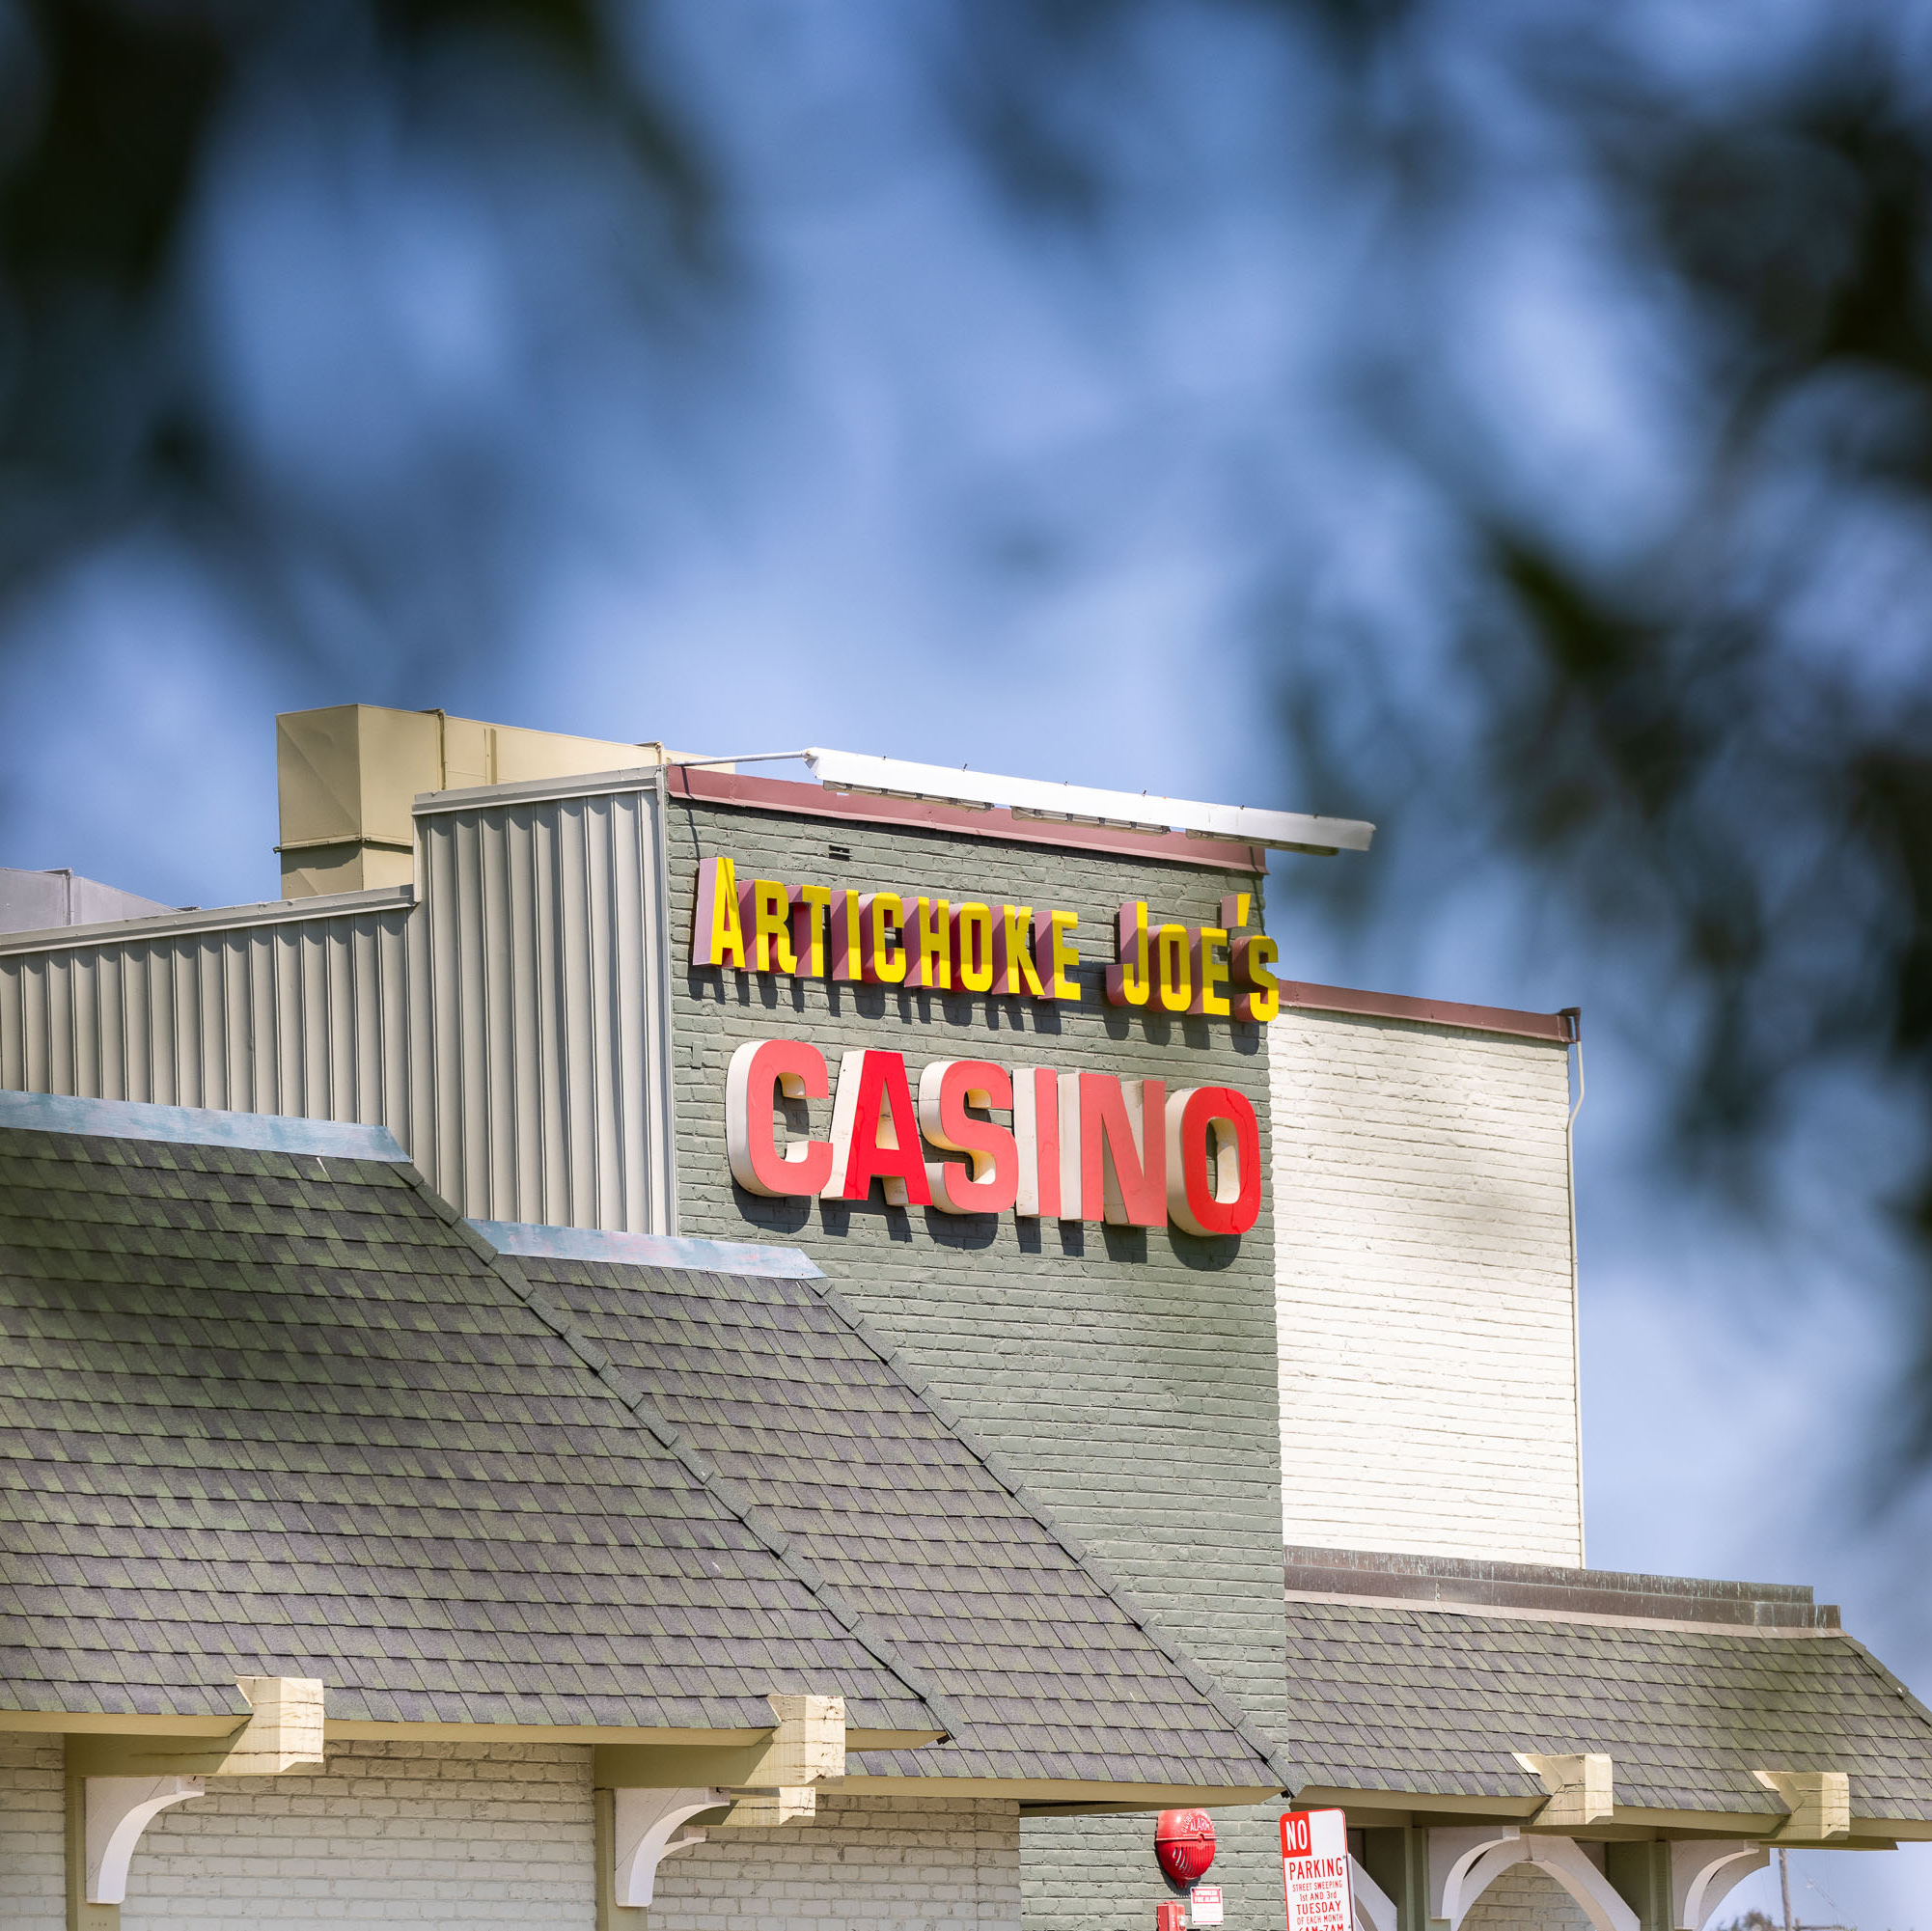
[828,1050,933,1207]
[693,857,746,969]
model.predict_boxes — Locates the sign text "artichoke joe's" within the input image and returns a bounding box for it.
[689,857,1282,1018]
[691,860,1268,1235]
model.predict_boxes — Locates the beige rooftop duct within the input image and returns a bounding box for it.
[275,705,683,898]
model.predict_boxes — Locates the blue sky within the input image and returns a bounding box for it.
[4,1,1928,1917]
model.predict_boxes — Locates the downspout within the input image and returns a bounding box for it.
[1561,1007,1586,1565]
[650,761,677,1236]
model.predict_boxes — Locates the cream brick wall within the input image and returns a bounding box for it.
[122,1742,594,1930]
[1460,1862,1594,1930]
[0,1737,64,1931]
[654,1793,1021,1931]
[3,1743,1018,1931]
[1271,1012,1584,1564]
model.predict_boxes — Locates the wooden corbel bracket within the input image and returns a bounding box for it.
[1514,1752,1615,1829]
[1753,1769,1852,1842]
[594,1692,848,1918]
[712,1694,846,1831]
[608,1786,728,1908]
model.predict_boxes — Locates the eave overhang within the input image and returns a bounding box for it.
[0,1712,945,1751]
[842,1776,1286,1811]
[1289,1784,1932,1844]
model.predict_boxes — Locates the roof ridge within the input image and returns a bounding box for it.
[1286,1590,1844,1638]
[396,1164,961,1741]
[796,1270,1292,1790]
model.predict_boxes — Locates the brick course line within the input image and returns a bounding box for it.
[798,1270,1294,1789]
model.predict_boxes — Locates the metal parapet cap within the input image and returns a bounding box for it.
[802,749,1375,855]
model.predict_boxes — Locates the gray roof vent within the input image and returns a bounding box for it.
[0,868,174,937]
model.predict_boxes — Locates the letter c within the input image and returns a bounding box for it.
[727,1039,834,1197]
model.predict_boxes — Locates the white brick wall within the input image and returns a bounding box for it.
[1460,1862,1594,1929]
[0,1737,64,1931]
[3,1744,1018,1931]
[1271,1012,1584,1564]
[122,1742,594,1930]
[655,1794,1021,1931]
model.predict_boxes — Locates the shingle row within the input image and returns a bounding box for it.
[0,1121,1284,1794]
[1283,1598,1932,1819]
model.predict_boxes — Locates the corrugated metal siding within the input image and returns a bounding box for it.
[0,906,416,1127]
[415,785,671,1232]
[0,779,674,1233]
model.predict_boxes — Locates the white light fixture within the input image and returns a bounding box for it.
[801,750,1374,855]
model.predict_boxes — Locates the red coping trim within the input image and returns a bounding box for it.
[1280,980,1578,1045]
[667,766,1268,872]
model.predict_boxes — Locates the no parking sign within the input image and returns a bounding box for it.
[1280,1809,1353,1931]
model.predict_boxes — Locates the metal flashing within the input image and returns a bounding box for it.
[668,765,1270,872]
[1280,1590,1839,1639]
[0,1089,408,1161]
[802,747,1375,853]
[1283,1546,1833,1627]
[0,885,414,957]
[1278,982,1580,1045]
[469,1220,823,1280]
[412,766,666,814]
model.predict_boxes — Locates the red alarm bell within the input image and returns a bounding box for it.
[1154,1808,1216,1888]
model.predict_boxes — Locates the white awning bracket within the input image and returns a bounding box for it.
[1429,1828,1637,1931]
[1671,1841,1772,1931]
[1429,1825,1520,1923]
[1351,1854,1398,1931]
[611,1786,723,1909]
[85,1776,206,1903]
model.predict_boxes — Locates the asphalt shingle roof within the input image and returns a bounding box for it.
[519,1250,1288,1789]
[11,1098,1927,1823]
[0,1114,1284,1795]
[0,1126,930,1732]
[1283,1596,1932,1826]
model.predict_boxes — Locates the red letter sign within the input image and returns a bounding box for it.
[726,1040,833,1197]
[1077,1074,1166,1227]
[918,1060,1019,1214]
[1165,1086,1261,1236]
[828,1050,932,1207]
[1012,1065,1062,1218]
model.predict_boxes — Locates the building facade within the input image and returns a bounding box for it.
[3,704,1929,1931]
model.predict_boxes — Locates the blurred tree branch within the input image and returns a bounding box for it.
[0,0,715,678]
[943,0,1932,1472]
[9,0,1932,1471]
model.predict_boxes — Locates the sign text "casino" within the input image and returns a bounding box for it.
[728,1042,1262,1237]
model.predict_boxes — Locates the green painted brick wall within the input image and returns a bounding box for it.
[663,792,1291,1931]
